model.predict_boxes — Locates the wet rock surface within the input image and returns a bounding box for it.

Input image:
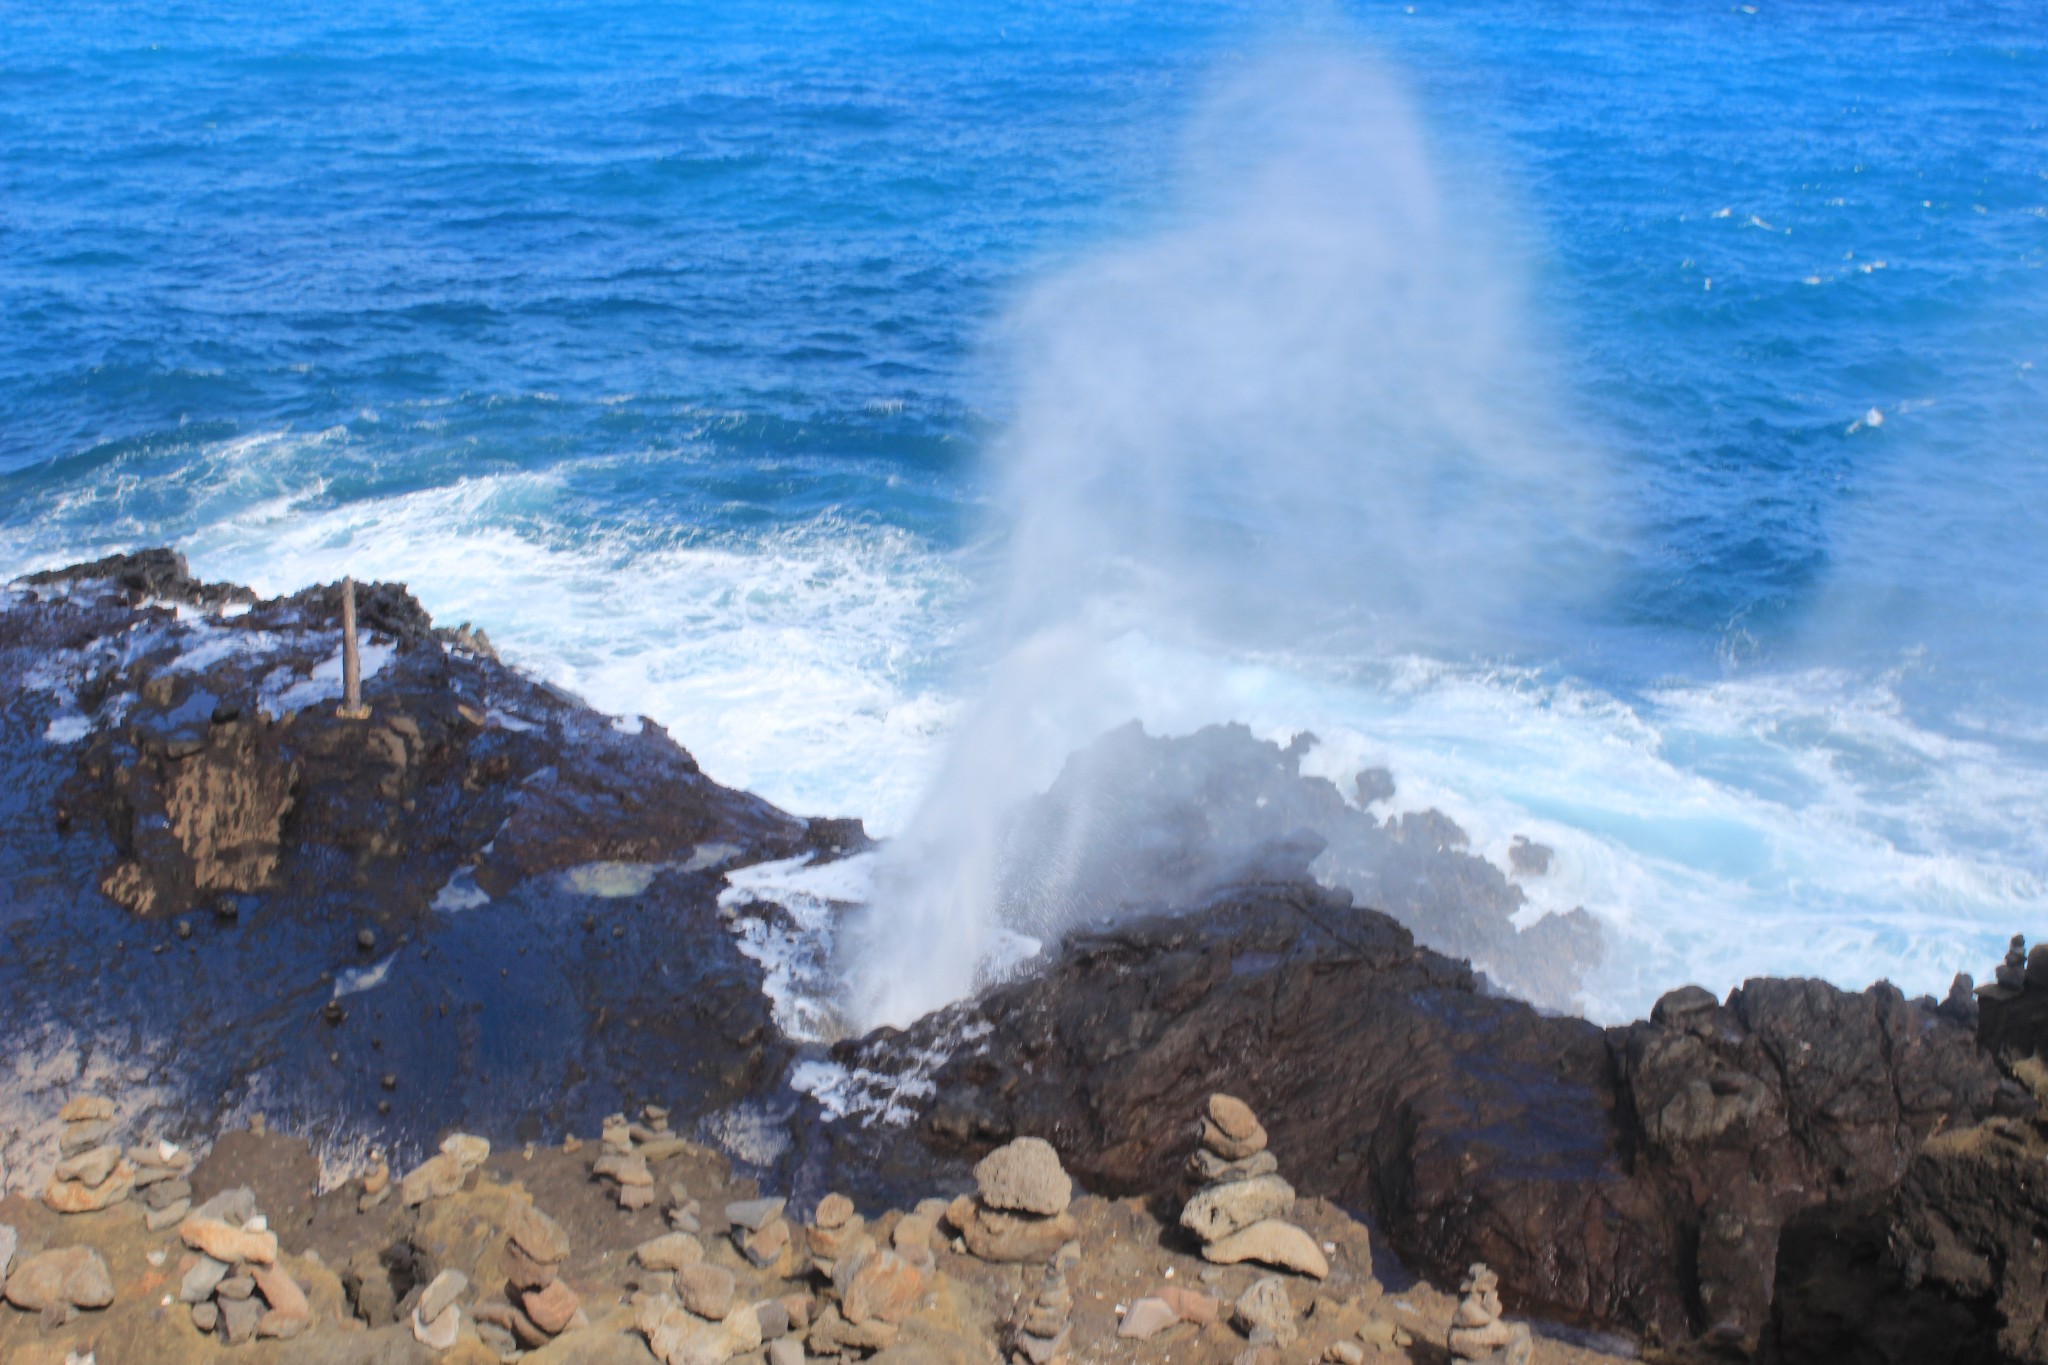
[997,719,1601,1011]
[0,551,859,1190]
[847,878,2011,1350]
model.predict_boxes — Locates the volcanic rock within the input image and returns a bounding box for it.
[179,1214,278,1265]
[523,1277,580,1335]
[2,1246,114,1316]
[974,1137,1073,1216]
[637,1232,706,1272]
[677,1263,736,1320]
[1119,1297,1180,1340]
[1234,1276,1299,1347]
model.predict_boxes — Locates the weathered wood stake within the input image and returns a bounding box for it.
[339,576,369,719]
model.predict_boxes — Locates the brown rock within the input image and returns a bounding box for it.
[1119,1297,1181,1340]
[401,1150,467,1206]
[1159,1286,1220,1325]
[59,1096,115,1123]
[1202,1220,1329,1279]
[1182,1175,1296,1243]
[1201,1116,1268,1161]
[252,1263,311,1338]
[841,1248,926,1325]
[636,1232,706,1272]
[3,1246,115,1313]
[507,1202,572,1264]
[524,1278,582,1335]
[974,1137,1074,1216]
[677,1263,736,1320]
[53,1142,123,1186]
[43,1161,134,1213]
[809,1303,900,1355]
[1208,1094,1261,1142]
[947,1196,1078,1264]
[179,1215,279,1266]
[814,1193,855,1229]
[502,1239,558,1291]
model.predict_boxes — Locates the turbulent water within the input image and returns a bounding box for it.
[3,0,2045,1021]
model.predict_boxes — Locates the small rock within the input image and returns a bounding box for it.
[768,1336,805,1365]
[502,1240,559,1291]
[1159,1286,1219,1325]
[220,1292,263,1345]
[1208,1094,1262,1143]
[637,1232,706,1271]
[1181,1175,1296,1243]
[947,1196,1080,1264]
[179,1215,278,1266]
[1201,1116,1268,1161]
[43,1162,135,1214]
[252,1262,312,1338]
[756,1299,791,1339]
[1119,1297,1180,1340]
[440,1132,490,1170]
[621,1183,656,1211]
[973,1137,1073,1216]
[677,1263,736,1320]
[1235,1277,1299,1348]
[357,927,377,951]
[1189,1148,1281,1185]
[181,1254,229,1303]
[191,1299,220,1332]
[3,1246,114,1314]
[523,1277,580,1336]
[841,1248,925,1325]
[145,1198,192,1231]
[58,1097,115,1123]
[507,1202,572,1264]
[218,1275,255,1300]
[725,1196,787,1231]
[1202,1219,1330,1279]
[1326,1342,1365,1365]
[54,1143,122,1187]
[401,1151,468,1206]
[736,1216,791,1268]
[58,1120,114,1156]
[420,1268,469,1323]
[414,1301,461,1351]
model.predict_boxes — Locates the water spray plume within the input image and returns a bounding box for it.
[849,42,1610,1030]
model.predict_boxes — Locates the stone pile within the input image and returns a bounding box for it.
[358,1149,391,1212]
[592,1106,687,1210]
[944,1137,1078,1263]
[1180,1094,1327,1279]
[175,1188,312,1345]
[728,1197,796,1274]
[1447,1263,1530,1365]
[402,1132,490,1207]
[130,1138,195,1231]
[1234,1275,1300,1349]
[1009,1255,1076,1363]
[1995,934,2028,991]
[4,1242,113,1327]
[806,1193,864,1276]
[634,1277,766,1365]
[43,1096,135,1215]
[474,1201,581,1355]
[394,1268,464,1351]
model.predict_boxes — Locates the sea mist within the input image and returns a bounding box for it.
[846,42,1609,1030]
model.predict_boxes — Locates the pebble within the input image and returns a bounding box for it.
[1118,1297,1180,1340]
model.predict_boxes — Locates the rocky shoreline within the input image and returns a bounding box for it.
[2,552,2044,1363]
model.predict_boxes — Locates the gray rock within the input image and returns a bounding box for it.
[1188,1148,1280,1185]
[414,1301,460,1351]
[724,1196,786,1231]
[58,1120,114,1156]
[972,1137,1073,1216]
[146,1198,192,1232]
[145,1177,193,1210]
[1234,1277,1299,1348]
[419,1268,468,1323]
[181,1254,230,1304]
[192,1299,221,1333]
[221,1292,264,1345]
[1181,1174,1296,1243]
[192,1185,258,1226]
[769,1336,806,1365]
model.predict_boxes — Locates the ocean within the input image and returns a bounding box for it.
[3,0,2044,1021]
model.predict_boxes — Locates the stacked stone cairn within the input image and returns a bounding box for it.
[358,1149,391,1212]
[1447,1263,1531,1365]
[804,1200,933,1359]
[1180,1094,1328,1279]
[1995,934,2028,991]
[132,1136,196,1231]
[43,1096,135,1215]
[807,1193,865,1277]
[594,1105,693,1210]
[1009,1244,1081,1364]
[474,1201,582,1356]
[175,1187,313,1345]
[401,1132,491,1207]
[633,1264,765,1365]
[729,1197,796,1275]
[943,1137,1078,1263]
[411,1268,471,1352]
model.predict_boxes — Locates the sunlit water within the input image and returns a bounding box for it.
[3,0,2045,1020]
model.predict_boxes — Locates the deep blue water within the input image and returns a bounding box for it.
[3,0,2045,1017]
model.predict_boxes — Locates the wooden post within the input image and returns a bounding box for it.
[339,576,369,719]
